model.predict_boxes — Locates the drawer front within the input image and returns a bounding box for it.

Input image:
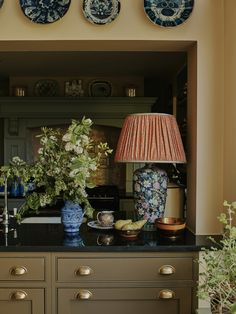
[0,258,45,281]
[57,287,192,314]
[0,288,44,314]
[57,257,193,282]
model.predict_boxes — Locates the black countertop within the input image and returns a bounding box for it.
[0,220,219,252]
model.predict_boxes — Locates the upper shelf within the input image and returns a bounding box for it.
[0,97,157,119]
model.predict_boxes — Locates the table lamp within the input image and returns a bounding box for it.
[115,113,186,231]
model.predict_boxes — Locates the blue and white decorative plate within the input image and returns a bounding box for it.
[19,0,71,24]
[83,0,120,25]
[0,0,4,9]
[144,0,194,27]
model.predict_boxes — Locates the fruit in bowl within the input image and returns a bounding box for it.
[114,219,132,230]
[114,219,147,239]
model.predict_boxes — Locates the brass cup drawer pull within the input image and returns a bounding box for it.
[159,265,175,275]
[159,289,175,299]
[76,290,93,300]
[75,266,93,276]
[10,290,28,301]
[10,266,28,276]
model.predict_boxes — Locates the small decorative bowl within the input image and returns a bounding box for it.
[155,217,186,237]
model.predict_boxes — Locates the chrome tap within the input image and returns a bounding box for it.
[2,177,9,233]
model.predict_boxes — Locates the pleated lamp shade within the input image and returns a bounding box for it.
[115,113,186,231]
[115,113,186,163]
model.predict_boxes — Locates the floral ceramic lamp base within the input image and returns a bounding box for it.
[134,164,168,231]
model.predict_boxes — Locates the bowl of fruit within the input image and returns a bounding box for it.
[114,219,147,240]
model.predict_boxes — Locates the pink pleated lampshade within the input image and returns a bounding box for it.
[115,113,186,163]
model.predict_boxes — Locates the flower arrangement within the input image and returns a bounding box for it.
[0,117,112,218]
[0,156,30,184]
[198,201,236,314]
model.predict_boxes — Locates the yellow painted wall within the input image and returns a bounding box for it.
[224,1,236,206]
[0,0,226,234]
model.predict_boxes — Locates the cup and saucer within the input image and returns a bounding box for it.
[87,210,114,230]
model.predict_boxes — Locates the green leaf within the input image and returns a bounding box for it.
[231,302,236,313]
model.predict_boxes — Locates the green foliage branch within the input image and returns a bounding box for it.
[198,201,236,314]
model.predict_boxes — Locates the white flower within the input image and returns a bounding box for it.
[65,142,74,151]
[80,135,89,145]
[74,146,83,154]
[12,156,21,163]
[10,156,26,166]
[89,163,97,171]
[54,167,61,174]
[38,148,43,154]
[41,137,48,144]
[76,139,81,146]
[39,194,51,207]
[62,133,72,142]
[69,169,79,178]
[50,136,57,141]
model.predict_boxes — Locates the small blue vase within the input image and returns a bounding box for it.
[10,180,20,197]
[61,201,84,233]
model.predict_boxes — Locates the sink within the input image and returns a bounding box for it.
[21,217,61,224]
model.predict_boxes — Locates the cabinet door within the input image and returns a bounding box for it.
[0,288,44,314]
[58,287,192,314]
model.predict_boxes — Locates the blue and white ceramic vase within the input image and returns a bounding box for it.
[134,164,168,231]
[61,201,84,233]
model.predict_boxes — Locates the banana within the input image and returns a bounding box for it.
[120,219,147,231]
[114,219,132,230]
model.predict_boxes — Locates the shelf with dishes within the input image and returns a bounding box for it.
[7,76,145,98]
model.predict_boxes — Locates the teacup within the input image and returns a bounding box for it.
[97,210,114,227]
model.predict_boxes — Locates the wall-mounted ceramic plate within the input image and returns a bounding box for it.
[144,0,194,27]
[0,0,4,9]
[34,79,59,97]
[89,80,112,97]
[83,0,120,25]
[19,0,71,24]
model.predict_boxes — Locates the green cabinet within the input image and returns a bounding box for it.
[0,288,44,314]
[0,251,197,314]
[53,252,198,314]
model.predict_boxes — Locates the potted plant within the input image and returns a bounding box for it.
[0,117,112,232]
[198,201,236,314]
[0,156,32,201]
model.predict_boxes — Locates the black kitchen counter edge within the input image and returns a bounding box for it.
[0,222,220,252]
